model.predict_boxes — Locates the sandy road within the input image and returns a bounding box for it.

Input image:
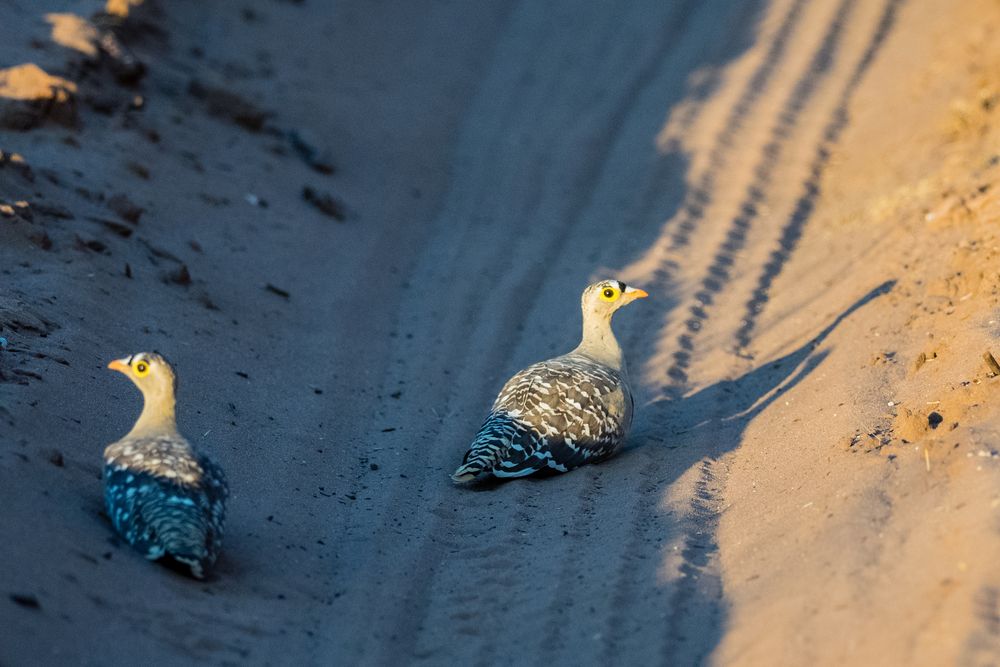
[338,1,902,664]
[4,0,973,664]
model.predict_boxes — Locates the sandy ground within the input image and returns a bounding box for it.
[2,0,1000,665]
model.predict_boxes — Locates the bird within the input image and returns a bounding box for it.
[452,279,647,482]
[104,352,228,578]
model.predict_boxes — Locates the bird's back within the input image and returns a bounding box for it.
[495,353,633,457]
[449,353,633,480]
[104,435,227,577]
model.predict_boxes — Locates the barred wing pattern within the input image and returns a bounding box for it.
[104,435,228,578]
[453,354,633,481]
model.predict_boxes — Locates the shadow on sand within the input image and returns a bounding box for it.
[612,279,895,662]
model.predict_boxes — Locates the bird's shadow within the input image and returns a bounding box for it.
[635,279,894,445]
[604,279,895,662]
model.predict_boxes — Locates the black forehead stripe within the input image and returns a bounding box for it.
[126,354,134,365]
[617,280,625,291]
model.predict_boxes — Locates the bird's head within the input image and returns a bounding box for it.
[582,279,648,320]
[107,352,177,402]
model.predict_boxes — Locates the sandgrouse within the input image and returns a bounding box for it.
[104,352,228,578]
[452,279,647,482]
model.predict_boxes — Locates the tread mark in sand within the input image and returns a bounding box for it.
[960,586,1000,664]
[735,0,906,354]
[665,0,810,256]
[622,0,902,661]
[599,0,837,657]
[666,0,859,387]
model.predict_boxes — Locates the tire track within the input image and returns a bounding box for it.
[534,469,608,664]
[626,0,810,309]
[672,12,905,637]
[326,4,544,656]
[622,0,814,403]
[961,586,1000,666]
[605,0,887,664]
[663,0,810,257]
[665,0,858,387]
[608,0,853,632]
[661,458,727,666]
[735,0,906,354]
[597,445,674,665]
[584,5,823,653]
[608,1,905,662]
[384,483,545,665]
[629,280,890,662]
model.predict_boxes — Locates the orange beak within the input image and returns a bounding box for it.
[107,359,130,373]
[628,288,649,299]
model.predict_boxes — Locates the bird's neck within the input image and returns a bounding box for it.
[127,390,178,438]
[574,311,625,371]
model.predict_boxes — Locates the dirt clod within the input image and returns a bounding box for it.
[302,186,346,220]
[983,350,1000,376]
[265,283,290,299]
[9,593,40,610]
[163,264,192,286]
[0,64,77,130]
[106,194,143,224]
[188,80,271,132]
[288,129,335,174]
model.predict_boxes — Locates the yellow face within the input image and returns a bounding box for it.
[599,283,622,302]
[108,352,176,399]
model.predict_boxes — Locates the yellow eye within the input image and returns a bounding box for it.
[134,361,150,377]
[600,286,620,302]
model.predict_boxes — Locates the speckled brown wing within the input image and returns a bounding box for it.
[454,354,633,480]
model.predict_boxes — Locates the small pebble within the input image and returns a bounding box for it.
[245,193,268,208]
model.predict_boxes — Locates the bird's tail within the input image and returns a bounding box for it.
[451,412,518,483]
[142,491,219,578]
[106,467,223,579]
